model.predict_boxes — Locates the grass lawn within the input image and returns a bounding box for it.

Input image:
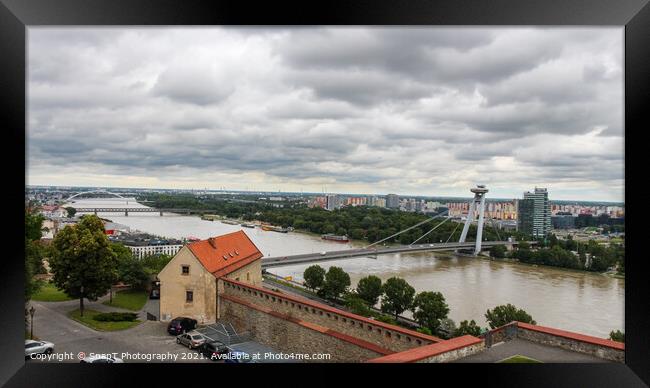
[68,308,141,331]
[32,282,74,302]
[498,355,543,363]
[102,289,148,311]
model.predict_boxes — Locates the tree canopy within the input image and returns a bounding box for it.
[303,265,326,291]
[320,266,351,300]
[411,291,450,333]
[49,215,118,316]
[485,303,536,329]
[381,277,415,320]
[25,207,46,300]
[355,275,383,306]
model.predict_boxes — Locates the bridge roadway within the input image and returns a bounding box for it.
[73,208,211,216]
[261,241,534,268]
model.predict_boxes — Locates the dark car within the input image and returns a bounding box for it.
[198,340,229,361]
[149,289,160,299]
[167,317,197,335]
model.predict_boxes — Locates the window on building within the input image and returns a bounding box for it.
[185,290,193,302]
[246,272,250,281]
[181,265,190,275]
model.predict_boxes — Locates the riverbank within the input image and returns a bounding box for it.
[479,255,625,279]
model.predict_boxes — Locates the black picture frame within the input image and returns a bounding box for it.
[1,0,648,386]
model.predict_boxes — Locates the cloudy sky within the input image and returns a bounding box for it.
[27,27,624,201]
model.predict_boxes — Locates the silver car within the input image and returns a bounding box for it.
[176,331,207,349]
[25,339,54,358]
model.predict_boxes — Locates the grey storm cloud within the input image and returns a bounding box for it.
[27,27,624,201]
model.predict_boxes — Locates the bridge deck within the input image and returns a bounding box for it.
[261,241,533,268]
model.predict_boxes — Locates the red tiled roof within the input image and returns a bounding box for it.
[516,322,625,350]
[187,231,263,278]
[221,293,394,356]
[222,278,443,344]
[366,335,483,363]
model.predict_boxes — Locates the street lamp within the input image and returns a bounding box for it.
[29,306,35,339]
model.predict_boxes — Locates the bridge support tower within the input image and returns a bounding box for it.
[458,185,489,255]
[125,209,128,216]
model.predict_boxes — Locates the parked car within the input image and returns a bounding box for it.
[149,289,160,299]
[176,331,207,349]
[198,340,229,361]
[80,355,123,363]
[225,350,257,363]
[167,317,197,335]
[25,340,54,358]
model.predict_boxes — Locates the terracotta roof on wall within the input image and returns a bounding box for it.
[187,230,263,277]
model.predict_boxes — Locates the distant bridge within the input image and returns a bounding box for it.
[74,207,191,216]
[74,207,221,216]
[261,241,536,268]
[66,190,126,201]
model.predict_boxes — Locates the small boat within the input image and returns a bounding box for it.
[221,219,239,225]
[322,234,349,242]
[261,225,290,233]
[241,223,256,228]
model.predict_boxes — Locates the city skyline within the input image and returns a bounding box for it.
[28,27,624,201]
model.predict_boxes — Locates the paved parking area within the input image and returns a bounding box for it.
[27,300,211,363]
[27,299,288,364]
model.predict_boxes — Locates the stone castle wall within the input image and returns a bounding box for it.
[221,297,385,362]
[219,279,441,354]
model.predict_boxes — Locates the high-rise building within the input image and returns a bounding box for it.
[518,188,551,237]
[386,194,399,209]
[326,194,340,211]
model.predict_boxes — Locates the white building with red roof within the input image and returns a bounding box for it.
[157,230,263,323]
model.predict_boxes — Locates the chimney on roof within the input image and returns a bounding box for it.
[208,237,217,249]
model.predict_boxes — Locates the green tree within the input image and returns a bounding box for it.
[25,207,45,301]
[303,265,326,291]
[485,304,536,329]
[381,277,415,320]
[609,330,624,343]
[141,254,173,274]
[356,275,383,306]
[454,320,483,337]
[111,243,149,290]
[411,291,450,333]
[321,266,351,300]
[344,293,372,317]
[64,207,77,218]
[490,244,507,259]
[49,215,118,316]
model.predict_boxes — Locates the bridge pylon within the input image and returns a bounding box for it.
[458,185,489,255]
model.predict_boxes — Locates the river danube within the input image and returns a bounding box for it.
[67,199,624,338]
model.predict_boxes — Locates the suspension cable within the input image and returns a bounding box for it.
[365,210,449,249]
[445,221,462,243]
[489,217,502,241]
[410,216,451,246]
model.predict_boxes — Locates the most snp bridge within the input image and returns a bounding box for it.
[261,241,536,268]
